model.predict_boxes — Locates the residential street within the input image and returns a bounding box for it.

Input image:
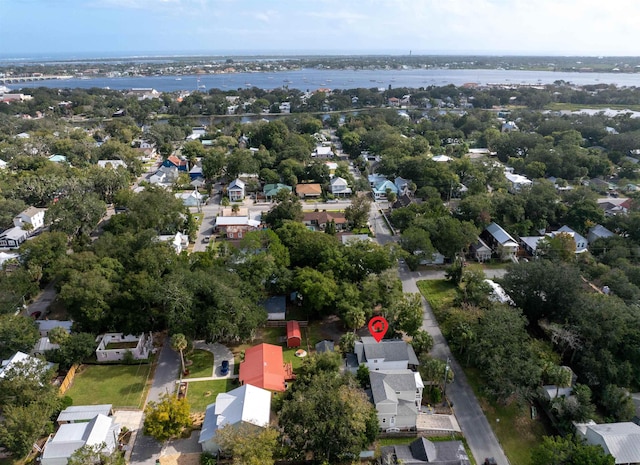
[129,340,181,465]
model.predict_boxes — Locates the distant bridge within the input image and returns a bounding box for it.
[0,75,73,84]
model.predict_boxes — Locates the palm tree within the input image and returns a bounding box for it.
[171,333,188,375]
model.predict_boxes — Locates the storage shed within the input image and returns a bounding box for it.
[286,321,301,348]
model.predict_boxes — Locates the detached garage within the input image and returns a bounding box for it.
[286,321,301,348]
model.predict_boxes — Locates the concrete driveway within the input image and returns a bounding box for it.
[193,341,235,379]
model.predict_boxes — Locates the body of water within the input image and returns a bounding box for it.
[6,68,640,92]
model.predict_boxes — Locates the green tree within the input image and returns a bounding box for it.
[537,233,577,262]
[0,314,40,360]
[215,423,279,465]
[46,333,96,370]
[68,443,126,465]
[410,330,434,356]
[171,333,188,375]
[293,267,339,317]
[264,192,303,230]
[46,192,107,241]
[143,393,191,441]
[0,401,56,457]
[278,373,378,462]
[344,194,371,229]
[531,435,614,465]
[47,326,71,345]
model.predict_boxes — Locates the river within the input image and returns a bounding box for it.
[6,68,640,92]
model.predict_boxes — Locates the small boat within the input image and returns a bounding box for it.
[175,77,182,81]
[199,85,206,89]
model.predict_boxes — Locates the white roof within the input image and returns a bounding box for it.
[214,216,260,227]
[58,405,112,423]
[229,178,245,189]
[504,171,533,185]
[0,251,19,266]
[0,351,53,378]
[36,320,73,333]
[199,384,271,444]
[585,422,640,464]
[314,146,333,155]
[97,160,127,169]
[432,155,452,162]
[0,226,27,240]
[42,414,118,462]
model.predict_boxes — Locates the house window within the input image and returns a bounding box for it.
[382,418,386,423]
[374,360,378,363]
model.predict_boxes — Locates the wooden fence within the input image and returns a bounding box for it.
[59,364,79,394]
[264,320,308,327]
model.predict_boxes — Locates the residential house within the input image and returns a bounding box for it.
[0,251,19,267]
[0,351,54,378]
[469,237,492,262]
[341,234,373,245]
[163,155,188,171]
[303,211,347,231]
[199,384,271,453]
[329,177,352,196]
[380,437,471,465]
[263,183,292,201]
[394,177,411,196]
[392,194,414,209]
[588,224,615,244]
[286,321,301,348]
[157,232,188,253]
[324,161,338,175]
[262,296,286,321]
[228,178,246,201]
[186,127,207,140]
[312,145,334,159]
[175,190,203,207]
[14,206,45,231]
[239,343,289,392]
[504,170,533,193]
[370,370,424,431]
[368,173,388,187]
[0,227,29,248]
[372,180,399,200]
[347,337,419,373]
[149,165,179,185]
[213,216,260,239]
[41,414,120,465]
[296,183,322,199]
[481,222,519,261]
[95,333,151,362]
[519,236,544,257]
[550,225,588,253]
[501,121,519,132]
[598,198,633,217]
[189,163,203,180]
[57,405,113,425]
[97,160,127,169]
[0,159,7,169]
[574,421,640,465]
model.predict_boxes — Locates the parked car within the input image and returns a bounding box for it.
[484,458,497,465]
[220,360,229,375]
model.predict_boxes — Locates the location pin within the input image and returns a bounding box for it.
[368,316,389,343]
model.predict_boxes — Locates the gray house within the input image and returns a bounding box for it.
[370,370,424,431]
[347,337,419,373]
[380,437,470,465]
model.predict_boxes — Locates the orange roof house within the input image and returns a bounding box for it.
[239,343,286,392]
[295,183,322,198]
[286,321,301,348]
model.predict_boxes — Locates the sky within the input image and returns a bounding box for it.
[1,0,640,58]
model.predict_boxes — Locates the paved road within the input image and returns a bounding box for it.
[25,281,57,317]
[130,341,181,465]
[370,213,509,464]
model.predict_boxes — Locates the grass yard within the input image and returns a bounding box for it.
[184,350,214,378]
[186,379,235,413]
[66,363,152,409]
[416,279,457,320]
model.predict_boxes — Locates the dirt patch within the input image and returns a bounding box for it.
[160,453,201,465]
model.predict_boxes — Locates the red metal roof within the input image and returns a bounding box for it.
[239,343,286,392]
[286,321,301,348]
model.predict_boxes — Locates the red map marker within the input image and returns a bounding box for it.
[368,316,389,343]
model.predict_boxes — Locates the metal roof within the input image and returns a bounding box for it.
[57,405,112,423]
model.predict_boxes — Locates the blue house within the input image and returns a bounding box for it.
[372,180,399,200]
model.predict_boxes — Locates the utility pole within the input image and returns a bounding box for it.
[443,357,451,400]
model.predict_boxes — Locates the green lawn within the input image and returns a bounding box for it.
[66,363,152,409]
[184,350,214,378]
[186,379,235,413]
[416,279,457,320]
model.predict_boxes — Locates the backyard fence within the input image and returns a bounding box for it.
[59,364,79,394]
[264,320,308,327]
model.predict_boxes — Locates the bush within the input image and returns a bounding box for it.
[200,452,217,465]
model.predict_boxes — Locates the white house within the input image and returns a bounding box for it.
[157,232,188,254]
[481,222,519,261]
[329,177,352,196]
[575,421,640,465]
[14,206,46,231]
[349,337,419,373]
[199,384,271,453]
[95,333,151,362]
[41,414,120,465]
[228,178,246,201]
[504,171,532,193]
[470,237,492,262]
[550,225,588,253]
[0,226,29,249]
[588,224,615,244]
[175,190,203,207]
[0,351,54,378]
[370,370,424,431]
[57,405,113,425]
[312,145,334,159]
[97,160,127,169]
